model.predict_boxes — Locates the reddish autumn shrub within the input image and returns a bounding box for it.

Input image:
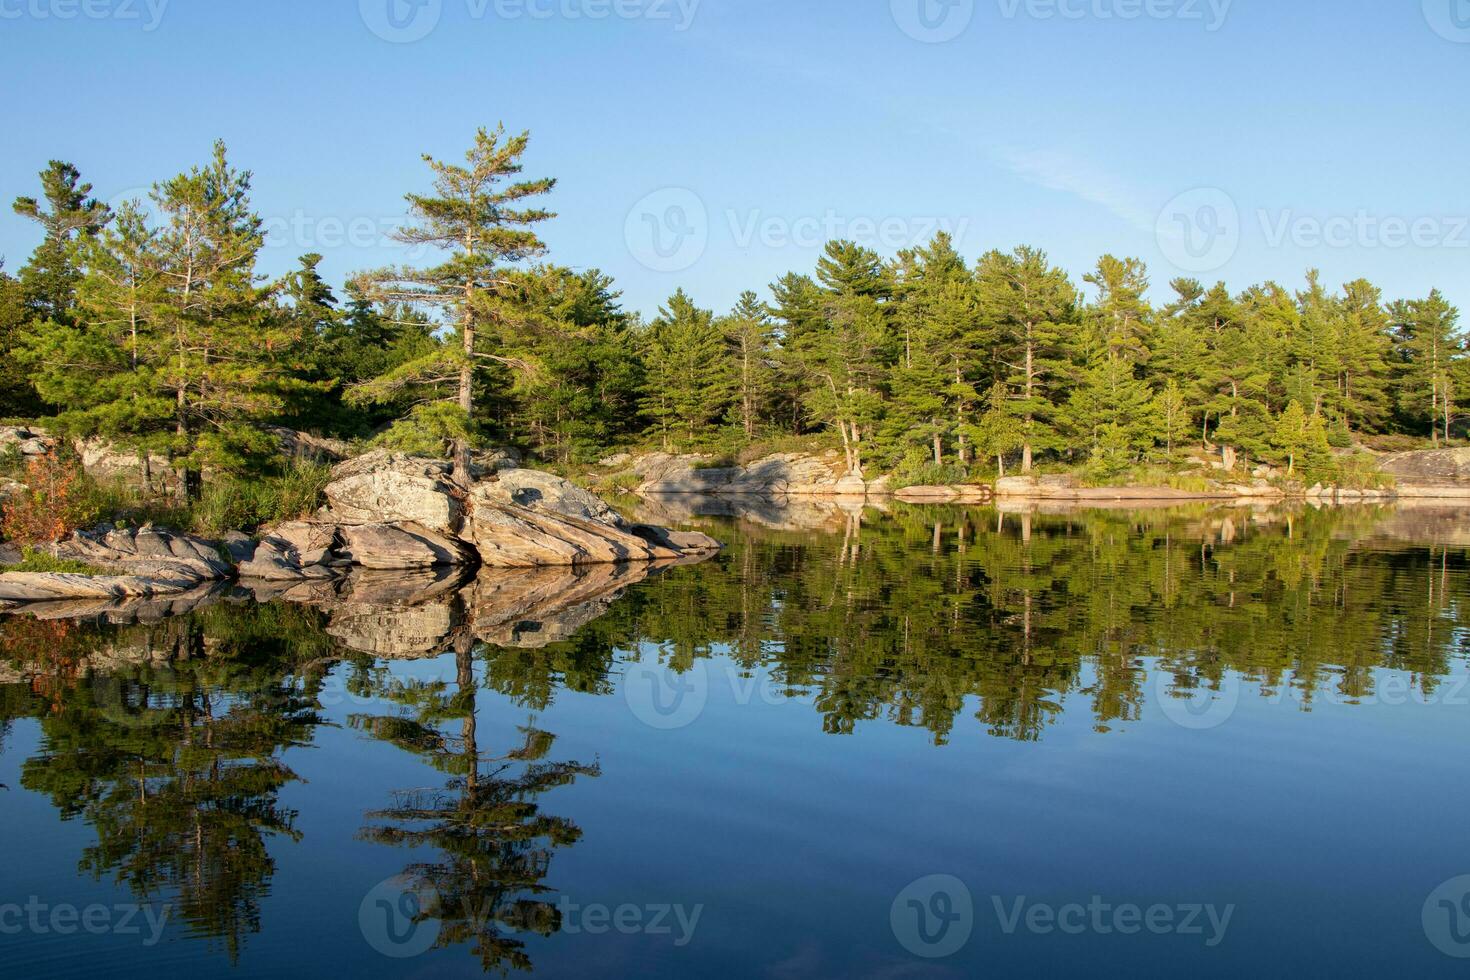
[1,455,93,545]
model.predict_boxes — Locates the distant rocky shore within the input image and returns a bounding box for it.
[602,446,1470,504]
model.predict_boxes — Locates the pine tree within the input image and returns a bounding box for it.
[1273,400,1310,476]
[889,234,977,466]
[508,267,640,462]
[11,160,111,325]
[0,264,41,416]
[148,142,290,494]
[976,246,1076,472]
[640,289,730,449]
[351,125,556,479]
[1390,290,1464,444]
[720,291,776,441]
[1151,379,1190,461]
[970,382,1024,477]
[797,241,893,474]
[1332,279,1392,432]
[767,272,826,434]
[23,200,170,458]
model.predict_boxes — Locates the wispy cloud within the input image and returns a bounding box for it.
[990,145,1156,233]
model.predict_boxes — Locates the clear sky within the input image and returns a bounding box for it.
[1,0,1467,319]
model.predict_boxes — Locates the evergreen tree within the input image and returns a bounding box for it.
[976,245,1076,472]
[640,289,730,449]
[0,264,40,417]
[720,290,776,441]
[1390,290,1464,444]
[1332,278,1392,432]
[506,267,641,462]
[796,241,893,474]
[351,125,556,479]
[148,142,289,495]
[1273,400,1310,476]
[970,382,1024,477]
[22,200,169,465]
[888,234,977,466]
[11,160,111,325]
[768,272,827,434]
[1151,379,1190,461]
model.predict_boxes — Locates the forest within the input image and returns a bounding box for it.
[1,126,1465,499]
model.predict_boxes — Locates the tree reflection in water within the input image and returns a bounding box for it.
[1,502,1469,969]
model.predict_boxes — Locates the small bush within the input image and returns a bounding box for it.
[1,456,94,544]
[1327,420,1355,449]
[892,458,970,489]
[191,460,333,537]
[1359,433,1430,454]
[1334,453,1395,490]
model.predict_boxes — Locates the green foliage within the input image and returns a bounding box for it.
[5,138,1463,490]
[189,460,332,537]
[351,125,557,472]
[891,457,970,489]
[1,547,109,575]
[640,289,732,449]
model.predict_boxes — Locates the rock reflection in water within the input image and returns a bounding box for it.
[246,561,674,657]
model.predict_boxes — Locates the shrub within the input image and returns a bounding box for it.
[1334,452,1395,490]
[1,456,94,544]
[1327,420,1355,449]
[190,460,333,537]
[1359,433,1429,454]
[891,456,970,489]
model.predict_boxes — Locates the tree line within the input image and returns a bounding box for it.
[1,127,1465,496]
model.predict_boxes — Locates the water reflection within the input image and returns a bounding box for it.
[2,501,1469,971]
[352,641,599,972]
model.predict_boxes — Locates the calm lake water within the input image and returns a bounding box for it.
[3,499,1470,978]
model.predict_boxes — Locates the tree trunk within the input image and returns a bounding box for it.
[454,317,474,485]
[1022,333,1035,474]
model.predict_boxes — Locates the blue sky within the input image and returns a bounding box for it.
[1,0,1467,319]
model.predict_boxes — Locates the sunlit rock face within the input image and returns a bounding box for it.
[1381,448,1470,491]
[3,454,719,613]
[0,528,233,611]
[627,451,869,496]
[323,451,465,534]
[250,452,722,576]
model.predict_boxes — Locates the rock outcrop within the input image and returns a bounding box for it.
[324,453,464,533]
[1380,448,1470,495]
[630,452,876,497]
[2,451,719,610]
[0,425,53,457]
[0,527,232,610]
[232,450,722,582]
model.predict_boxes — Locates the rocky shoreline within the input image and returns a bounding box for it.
[0,451,722,612]
[608,447,1470,504]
